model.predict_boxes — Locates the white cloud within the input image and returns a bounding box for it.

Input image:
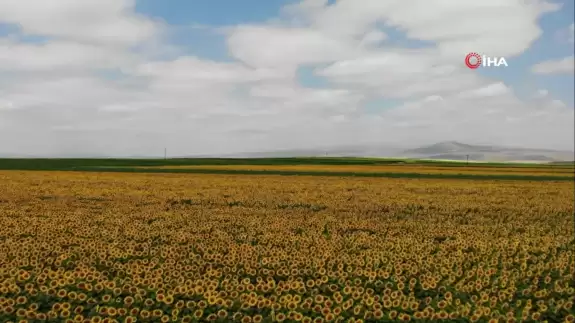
[531,56,575,74]
[285,0,560,58]
[98,104,142,113]
[457,82,511,98]
[0,0,162,46]
[376,91,573,150]
[133,57,291,85]
[315,51,488,99]
[0,0,573,156]
[0,39,135,72]
[360,30,387,46]
[228,0,558,72]
[248,83,364,116]
[533,89,549,98]
[549,99,567,108]
[227,25,364,69]
[229,0,562,100]
[0,99,16,110]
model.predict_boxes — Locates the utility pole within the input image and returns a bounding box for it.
[164,148,167,160]
[466,154,469,166]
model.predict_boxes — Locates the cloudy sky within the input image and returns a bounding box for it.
[0,0,573,157]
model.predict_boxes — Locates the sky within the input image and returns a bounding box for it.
[0,0,574,157]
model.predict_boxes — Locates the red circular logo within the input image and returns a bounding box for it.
[465,52,482,69]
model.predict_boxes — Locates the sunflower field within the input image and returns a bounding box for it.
[0,171,573,323]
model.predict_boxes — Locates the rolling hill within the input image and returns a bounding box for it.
[403,141,574,162]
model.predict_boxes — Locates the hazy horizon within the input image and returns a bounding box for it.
[1,140,573,159]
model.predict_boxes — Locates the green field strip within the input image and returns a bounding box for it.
[4,165,570,182]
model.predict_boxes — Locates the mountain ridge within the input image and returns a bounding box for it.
[184,141,573,162]
[404,141,572,154]
[402,141,573,162]
[2,141,572,162]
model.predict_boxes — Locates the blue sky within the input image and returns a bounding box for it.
[134,0,574,106]
[1,1,571,103]
[136,0,297,26]
[0,0,573,156]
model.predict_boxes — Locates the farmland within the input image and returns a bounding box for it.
[0,166,573,322]
[129,164,575,177]
[0,158,573,181]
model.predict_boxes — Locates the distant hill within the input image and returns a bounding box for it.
[186,141,573,162]
[405,141,494,155]
[182,141,573,162]
[7,140,570,162]
[183,144,404,158]
[403,141,574,162]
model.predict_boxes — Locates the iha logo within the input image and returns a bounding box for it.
[465,52,508,69]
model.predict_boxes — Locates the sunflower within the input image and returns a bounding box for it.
[60,310,71,318]
[185,300,196,309]
[276,313,287,322]
[324,300,333,308]
[437,310,449,320]
[155,293,166,303]
[107,307,117,316]
[35,313,47,320]
[16,308,27,317]
[343,286,352,295]
[193,309,203,319]
[140,310,151,319]
[530,312,541,321]
[15,296,27,305]
[333,307,342,316]
[98,307,108,316]
[437,300,447,309]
